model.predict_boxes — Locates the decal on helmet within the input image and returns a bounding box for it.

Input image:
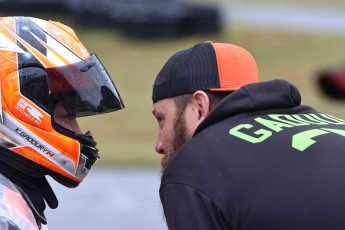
[15,99,43,125]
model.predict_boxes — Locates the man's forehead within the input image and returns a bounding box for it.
[152,98,176,114]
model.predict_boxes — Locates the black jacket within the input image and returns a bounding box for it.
[160,79,345,230]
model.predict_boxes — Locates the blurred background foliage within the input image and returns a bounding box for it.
[1,0,345,167]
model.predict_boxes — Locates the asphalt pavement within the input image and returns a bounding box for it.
[46,168,166,230]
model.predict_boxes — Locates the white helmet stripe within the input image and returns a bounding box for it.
[0,111,76,175]
[30,17,82,66]
[0,33,26,54]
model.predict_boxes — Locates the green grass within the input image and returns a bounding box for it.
[70,23,345,167]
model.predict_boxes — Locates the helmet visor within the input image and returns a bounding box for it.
[47,53,124,117]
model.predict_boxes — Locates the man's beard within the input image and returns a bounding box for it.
[161,112,191,173]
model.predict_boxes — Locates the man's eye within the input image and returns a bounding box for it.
[61,114,73,121]
[156,117,163,126]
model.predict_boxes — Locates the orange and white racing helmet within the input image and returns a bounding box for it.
[0,16,124,187]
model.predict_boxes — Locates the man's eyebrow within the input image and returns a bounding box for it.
[152,105,162,118]
[152,107,158,117]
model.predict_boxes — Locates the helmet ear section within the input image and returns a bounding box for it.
[19,67,51,113]
[2,67,52,130]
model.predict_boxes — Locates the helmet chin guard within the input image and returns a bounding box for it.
[0,16,124,187]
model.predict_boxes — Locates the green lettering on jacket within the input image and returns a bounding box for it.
[229,124,272,143]
[228,113,345,151]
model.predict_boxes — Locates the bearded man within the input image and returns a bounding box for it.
[151,41,345,230]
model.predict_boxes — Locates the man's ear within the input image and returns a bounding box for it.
[192,90,211,121]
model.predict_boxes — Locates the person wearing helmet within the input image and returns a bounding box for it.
[0,16,124,229]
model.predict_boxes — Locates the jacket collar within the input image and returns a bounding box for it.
[194,79,302,135]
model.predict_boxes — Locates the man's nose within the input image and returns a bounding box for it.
[155,132,164,154]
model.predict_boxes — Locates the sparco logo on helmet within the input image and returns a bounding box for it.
[14,128,54,157]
